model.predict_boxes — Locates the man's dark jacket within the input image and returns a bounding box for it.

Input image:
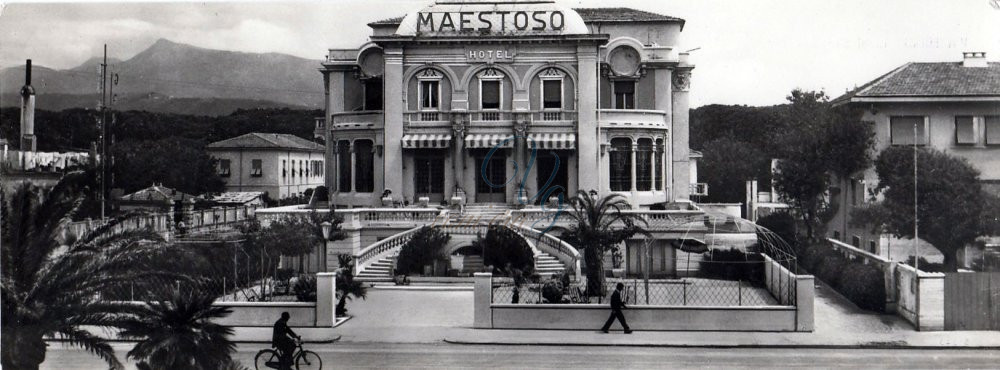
[610,289,626,310]
[272,318,296,349]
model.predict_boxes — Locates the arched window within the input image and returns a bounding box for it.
[337,140,351,192]
[417,68,442,111]
[636,138,653,191]
[478,68,504,120]
[354,139,375,193]
[655,138,665,191]
[609,138,632,191]
[539,68,564,121]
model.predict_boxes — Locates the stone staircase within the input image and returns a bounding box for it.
[454,204,511,224]
[534,252,565,276]
[356,254,396,282]
[356,251,567,281]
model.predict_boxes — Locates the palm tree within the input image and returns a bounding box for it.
[1,171,173,370]
[556,191,647,297]
[335,255,367,317]
[119,290,240,370]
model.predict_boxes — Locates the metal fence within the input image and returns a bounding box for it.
[490,277,777,306]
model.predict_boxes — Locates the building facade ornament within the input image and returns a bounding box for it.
[672,70,692,91]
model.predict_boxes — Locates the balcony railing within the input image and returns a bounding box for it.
[598,109,668,127]
[331,111,383,128]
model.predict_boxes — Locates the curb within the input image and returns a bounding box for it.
[47,335,343,345]
[441,339,1000,350]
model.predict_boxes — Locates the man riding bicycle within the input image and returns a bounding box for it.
[272,312,301,370]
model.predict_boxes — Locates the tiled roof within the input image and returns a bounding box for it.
[207,133,324,152]
[367,8,684,26]
[572,8,684,23]
[209,192,265,204]
[120,185,196,203]
[835,62,1000,103]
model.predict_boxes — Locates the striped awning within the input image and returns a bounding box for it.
[527,133,576,150]
[465,134,515,149]
[401,134,451,149]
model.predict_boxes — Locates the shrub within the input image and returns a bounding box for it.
[541,276,566,303]
[904,256,947,273]
[396,226,451,275]
[481,225,535,272]
[756,211,799,250]
[294,275,317,302]
[701,248,765,283]
[836,263,886,311]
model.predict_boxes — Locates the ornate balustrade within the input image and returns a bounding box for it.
[353,226,423,273]
[510,223,582,280]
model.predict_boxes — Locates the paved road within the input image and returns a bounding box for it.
[40,342,1000,369]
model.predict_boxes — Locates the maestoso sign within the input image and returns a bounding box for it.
[416,11,565,33]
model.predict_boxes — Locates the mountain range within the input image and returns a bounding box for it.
[0,39,324,115]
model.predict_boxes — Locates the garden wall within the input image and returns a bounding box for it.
[473,272,814,332]
[895,263,945,331]
[212,272,337,328]
[825,238,897,311]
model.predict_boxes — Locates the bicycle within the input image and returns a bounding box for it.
[254,338,322,370]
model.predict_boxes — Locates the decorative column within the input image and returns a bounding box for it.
[576,46,600,193]
[452,118,466,199]
[382,46,405,199]
[630,139,637,192]
[670,60,693,201]
[514,119,529,204]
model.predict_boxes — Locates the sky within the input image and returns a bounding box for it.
[1,0,998,107]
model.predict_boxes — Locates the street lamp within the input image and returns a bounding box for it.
[320,221,332,272]
[321,221,332,240]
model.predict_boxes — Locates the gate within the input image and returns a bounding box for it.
[944,272,1000,330]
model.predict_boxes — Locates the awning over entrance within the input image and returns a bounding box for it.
[465,134,515,149]
[527,133,576,150]
[402,134,451,149]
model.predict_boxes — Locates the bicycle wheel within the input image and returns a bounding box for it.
[295,350,322,370]
[254,349,281,370]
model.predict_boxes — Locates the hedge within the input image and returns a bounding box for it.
[700,248,765,283]
[799,242,887,312]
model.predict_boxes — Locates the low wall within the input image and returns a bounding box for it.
[827,238,898,311]
[473,272,814,332]
[895,263,945,331]
[698,203,742,218]
[213,302,316,327]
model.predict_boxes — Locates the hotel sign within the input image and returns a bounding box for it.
[416,11,566,34]
[466,47,516,62]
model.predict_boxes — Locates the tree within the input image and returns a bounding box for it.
[773,90,874,242]
[556,191,647,297]
[1,171,173,370]
[479,225,535,272]
[396,227,451,275]
[119,290,240,370]
[863,147,986,271]
[112,137,225,195]
[698,138,770,203]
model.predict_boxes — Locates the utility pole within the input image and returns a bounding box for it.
[913,121,919,270]
[97,44,119,219]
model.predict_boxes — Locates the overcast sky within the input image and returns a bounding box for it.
[1,0,998,107]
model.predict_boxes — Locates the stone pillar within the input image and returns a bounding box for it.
[795,275,815,332]
[514,120,529,204]
[452,119,466,198]
[474,272,493,328]
[326,70,347,199]
[576,46,600,193]
[670,63,693,201]
[316,272,337,327]
[382,47,405,198]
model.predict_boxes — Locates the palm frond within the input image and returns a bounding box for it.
[54,326,124,370]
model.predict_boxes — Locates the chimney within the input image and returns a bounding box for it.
[20,59,36,152]
[962,52,988,68]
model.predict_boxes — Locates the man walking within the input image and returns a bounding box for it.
[601,282,632,333]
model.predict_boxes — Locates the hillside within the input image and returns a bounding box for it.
[0,39,324,115]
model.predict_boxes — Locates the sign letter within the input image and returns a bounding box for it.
[417,12,434,32]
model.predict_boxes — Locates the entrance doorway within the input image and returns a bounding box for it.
[534,151,569,204]
[475,152,507,203]
[413,150,446,203]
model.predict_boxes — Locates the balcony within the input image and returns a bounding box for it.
[331,111,383,130]
[404,110,578,128]
[598,109,669,128]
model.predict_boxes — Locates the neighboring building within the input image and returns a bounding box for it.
[831,52,1000,258]
[320,0,695,208]
[206,133,325,200]
[208,191,267,207]
[118,184,197,214]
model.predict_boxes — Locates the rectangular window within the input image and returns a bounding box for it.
[613,81,635,109]
[986,116,1000,145]
[869,240,877,254]
[852,235,861,248]
[251,159,263,177]
[354,140,375,193]
[338,141,351,192]
[636,139,653,191]
[654,139,664,191]
[889,116,926,146]
[609,138,632,191]
[955,116,975,145]
[282,160,287,179]
[218,159,231,177]
[291,160,296,178]
[542,80,562,109]
[420,80,439,110]
[363,78,383,110]
[481,80,500,110]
